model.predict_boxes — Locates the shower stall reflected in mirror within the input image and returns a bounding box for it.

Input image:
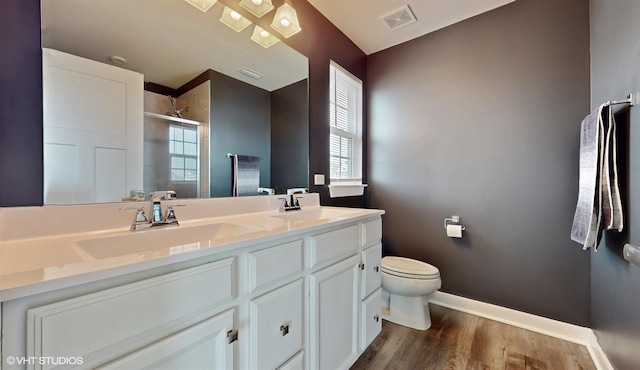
[143,86,210,200]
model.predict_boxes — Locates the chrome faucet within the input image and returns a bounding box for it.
[125,199,181,231]
[279,194,302,212]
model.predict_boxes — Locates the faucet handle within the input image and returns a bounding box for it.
[278,197,289,207]
[134,207,148,223]
[164,204,186,222]
[119,206,149,223]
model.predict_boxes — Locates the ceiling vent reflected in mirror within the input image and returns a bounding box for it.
[184,0,218,13]
[381,5,417,31]
[240,67,263,80]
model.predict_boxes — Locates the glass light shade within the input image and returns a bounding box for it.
[220,6,252,32]
[270,2,301,38]
[251,26,280,48]
[184,0,217,13]
[239,0,274,18]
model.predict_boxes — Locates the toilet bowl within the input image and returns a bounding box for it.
[381,256,441,331]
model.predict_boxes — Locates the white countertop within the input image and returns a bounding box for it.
[0,198,383,301]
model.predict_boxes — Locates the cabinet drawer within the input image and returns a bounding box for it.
[277,351,304,370]
[361,218,382,248]
[361,288,382,351]
[309,225,359,269]
[361,243,382,299]
[250,279,304,370]
[98,309,236,370]
[248,240,304,293]
[27,258,236,369]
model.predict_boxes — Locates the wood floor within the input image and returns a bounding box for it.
[351,304,596,370]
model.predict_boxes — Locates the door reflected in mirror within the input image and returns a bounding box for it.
[41,0,309,204]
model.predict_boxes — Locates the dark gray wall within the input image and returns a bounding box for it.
[209,70,271,198]
[271,79,309,194]
[0,0,43,206]
[590,1,640,368]
[367,0,591,325]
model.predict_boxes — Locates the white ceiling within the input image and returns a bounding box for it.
[307,0,515,55]
[41,0,308,91]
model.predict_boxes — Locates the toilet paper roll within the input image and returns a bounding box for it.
[446,224,463,238]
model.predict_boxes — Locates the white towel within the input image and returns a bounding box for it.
[571,105,604,249]
[571,104,624,250]
[604,105,623,231]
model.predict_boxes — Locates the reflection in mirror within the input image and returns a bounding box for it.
[41,0,309,204]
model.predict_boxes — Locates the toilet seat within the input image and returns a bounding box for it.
[382,256,440,279]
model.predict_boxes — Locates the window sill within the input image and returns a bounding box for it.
[327,183,368,198]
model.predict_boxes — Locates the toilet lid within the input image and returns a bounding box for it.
[381,256,440,278]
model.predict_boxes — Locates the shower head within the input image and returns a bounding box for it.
[166,95,189,119]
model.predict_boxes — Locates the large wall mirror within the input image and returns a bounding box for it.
[41,0,309,204]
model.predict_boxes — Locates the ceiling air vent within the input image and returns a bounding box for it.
[239,68,263,80]
[381,5,417,31]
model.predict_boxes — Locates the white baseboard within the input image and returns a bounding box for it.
[428,291,613,370]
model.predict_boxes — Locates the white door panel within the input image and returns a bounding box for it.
[43,48,143,204]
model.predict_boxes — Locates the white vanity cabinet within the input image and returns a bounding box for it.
[1,213,383,370]
[249,279,304,370]
[307,219,383,370]
[24,258,238,370]
[309,254,360,370]
[359,218,383,351]
[98,308,236,370]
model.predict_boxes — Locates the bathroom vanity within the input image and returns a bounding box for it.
[0,194,383,370]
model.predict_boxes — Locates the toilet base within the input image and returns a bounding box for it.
[381,292,433,331]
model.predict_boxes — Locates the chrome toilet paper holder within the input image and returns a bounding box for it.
[444,215,465,230]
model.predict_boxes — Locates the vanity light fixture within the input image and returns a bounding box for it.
[239,0,274,18]
[220,6,252,32]
[250,25,280,48]
[270,1,301,38]
[184,0,218,13]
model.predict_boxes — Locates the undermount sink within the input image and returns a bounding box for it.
[76,223,264,259]
[270,208,356,221]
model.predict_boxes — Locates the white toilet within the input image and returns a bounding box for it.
[381,256,441,330]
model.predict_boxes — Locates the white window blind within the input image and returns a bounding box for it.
[329,61,362,182]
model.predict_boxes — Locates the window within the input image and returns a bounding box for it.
[329,61,363,183]
[169,124,198,181]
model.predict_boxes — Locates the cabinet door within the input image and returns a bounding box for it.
[309,255,359,370]
[360,243,382,299]
[250,279,304,370]
[361,218,382,248]
[360,289,382,351]
[27,259,235,369]
[98,308,236,370]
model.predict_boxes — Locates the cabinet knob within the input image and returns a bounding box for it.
[280,323,290,336]
[227,329,238,344]
[373,266,379,272]
[374,314,380,322]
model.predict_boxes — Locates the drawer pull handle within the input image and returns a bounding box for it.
[280,323,290,336]
[227,329,238,344]
[359,263,365,270]
[373,266,379,272]
[374,314,380,322]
